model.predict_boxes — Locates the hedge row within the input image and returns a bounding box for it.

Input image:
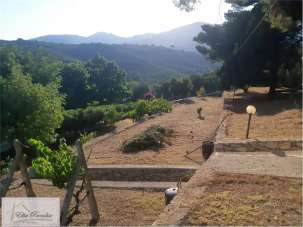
[58,99,172,141]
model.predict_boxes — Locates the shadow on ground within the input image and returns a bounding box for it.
[224,89,302,116]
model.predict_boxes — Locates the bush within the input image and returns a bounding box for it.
[29,138,76,188]
[148,98,172,115]
[196,86,206,97]
[59,98,172,142]
[0,68,64,143]
[80,131,96,144]
[121,125,173,153]
[128,98,172,121]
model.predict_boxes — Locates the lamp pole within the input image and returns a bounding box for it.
[245,105,256,139]
[246,113,252,139]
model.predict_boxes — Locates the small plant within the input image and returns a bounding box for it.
[197,107,205,120]
[128,98,172,121]
[121,125,173,153]
[80,131,96,144]
[196,86,206,97]
[29,138,76,188]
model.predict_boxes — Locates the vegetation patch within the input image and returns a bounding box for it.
[29,138,76,188]
[121,125,173,153]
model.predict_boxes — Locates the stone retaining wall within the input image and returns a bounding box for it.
[87,165,197,182]
[215,138,302,152]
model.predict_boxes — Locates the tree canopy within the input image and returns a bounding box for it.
[176,0,302,93]
[0,66,64,143]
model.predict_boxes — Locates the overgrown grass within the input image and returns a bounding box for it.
[121,125,173,153]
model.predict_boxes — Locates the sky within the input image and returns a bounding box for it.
[0,0,232,40]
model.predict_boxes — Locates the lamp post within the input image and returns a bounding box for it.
[246,105,256,139]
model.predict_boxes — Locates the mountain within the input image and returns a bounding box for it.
[0,39,218,81]
[32,22,204,52]
[127,22,204,52]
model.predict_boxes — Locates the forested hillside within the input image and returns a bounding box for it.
[0,44,220,147]
[0,39,218,81]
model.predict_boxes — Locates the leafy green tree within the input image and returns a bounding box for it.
[155,81,171,99]
[0,67,64,143]
[132,82,149,100]
[190,75,204,95]
[0,46,19,77]
[179,78,192,98]
[24,52,63,85]
[61,61,89,109]
[86,55,130,103]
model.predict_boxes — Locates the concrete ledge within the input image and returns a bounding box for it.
[215,138,302,152]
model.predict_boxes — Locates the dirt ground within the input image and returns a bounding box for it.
[224,87,302,139]
[86,97,223,165]
[2,183,165,226]
[181,172,302,226]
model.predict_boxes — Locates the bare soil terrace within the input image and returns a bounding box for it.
[1,183,165,226]
[224,87,302,139]
[86,97,223,165]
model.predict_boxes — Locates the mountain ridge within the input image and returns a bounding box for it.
[31,22,204,52]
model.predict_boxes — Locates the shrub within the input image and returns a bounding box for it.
[196,86,206,97]
[121,125,173,153]
[29,138,76,188]
[59,98,172,142]
[132,100,149,121]
[80,131,96,144]
[128,98,172,121]
[148,98,172,115]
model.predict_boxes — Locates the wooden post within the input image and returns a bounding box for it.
[0,139,36,206]
[76,140,100,225]
[60,150,82,226]
[60,139,100,226]
[13,140,36,197]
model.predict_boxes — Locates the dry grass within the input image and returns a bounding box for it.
[224,87,302,139]
[182,173,302,226]
[87,97,223,165]
[1,183,165,226]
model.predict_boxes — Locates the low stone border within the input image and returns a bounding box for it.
[28,165,197,182]
[87,165,197,182]
[215,138,302,152]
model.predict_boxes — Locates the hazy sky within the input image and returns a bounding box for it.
[0,0,231,40]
